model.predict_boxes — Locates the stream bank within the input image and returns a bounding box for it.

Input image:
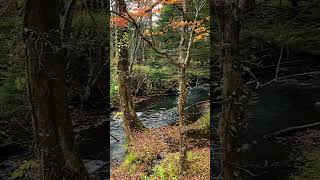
[111,111,210,179]
[110,85,210,179]
[282,128,320,180]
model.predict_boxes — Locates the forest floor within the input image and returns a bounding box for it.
[111,108,210,179]
[279,128,320,179]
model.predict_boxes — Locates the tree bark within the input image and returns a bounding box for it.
[23,0,88,179]
[178,65,188,175]
[177,0,188,176]
[214,0,250,179]
[116,0,147,140]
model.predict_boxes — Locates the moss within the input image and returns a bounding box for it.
[117,152,141,174]
[112,126,210,179]
[194,111,210,131]
[292,148,320,180]
[123,152,139,166]
[0,16,25,120]
[150,148,210,179]
[11,160,38,178]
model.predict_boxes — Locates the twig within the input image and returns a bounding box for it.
[275,47,283,81]
[244,67,261,89]
[111,134,120,142]
[237,167,258,177]
[260,71,320,88]
[278,71,320,80]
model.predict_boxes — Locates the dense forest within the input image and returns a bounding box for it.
[0,0,319,179]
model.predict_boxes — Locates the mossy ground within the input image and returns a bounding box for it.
[111,111,210,180]
[292,148,320,180]
[286,129,320,180]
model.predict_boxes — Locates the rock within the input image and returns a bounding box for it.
[314,102,320,107]
[84,160,107,174]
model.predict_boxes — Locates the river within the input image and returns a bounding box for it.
[1,79,319,179]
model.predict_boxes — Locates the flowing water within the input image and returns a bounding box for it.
[243,78,320,179]
[2,79,320,179]
[75,78,320,179]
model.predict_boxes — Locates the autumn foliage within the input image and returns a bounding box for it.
[111,0,209,41]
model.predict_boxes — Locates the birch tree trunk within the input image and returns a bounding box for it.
[23,0,88,179]
[177,0,206,175]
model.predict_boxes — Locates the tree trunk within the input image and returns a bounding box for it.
[214,0,250,179]
[178,0,188,175]
[178,65,188,175]
[116,0,146,140]
[23,0,88,179]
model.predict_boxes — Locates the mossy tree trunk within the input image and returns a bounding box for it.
[177,1,188,176]
[116,0,147,141]
[214,0,252,179]
[23,0,88,179]
[177,0,205,175]
[178,64,188,175]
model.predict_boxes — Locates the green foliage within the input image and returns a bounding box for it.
[187,68,210,82]
[0,67,26,119]
[152,153,179,180]
[133,65,178,83]
[150,150,209,179]
[141,174,151,180]
[110,67,119,106]
[131,65,179,95]
[123,152,139,167]
[241,4,320,56]
[11,160,38,178]
[292,149,320,180]
[195,111,210,130]
[119,152,141,174]
[110,62,209,106]
[0,16,25,120]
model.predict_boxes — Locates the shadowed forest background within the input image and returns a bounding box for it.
[1,0,110,179]
[211,0,320,179]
